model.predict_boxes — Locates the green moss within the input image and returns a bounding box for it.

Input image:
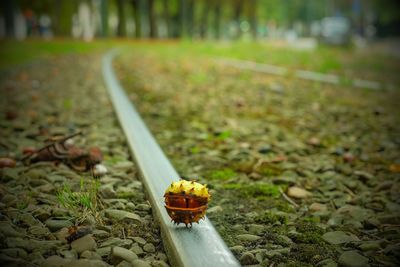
[209,168,237,180]
[293,222,325,244]
[254,211,288,224]
[256,164,283,176]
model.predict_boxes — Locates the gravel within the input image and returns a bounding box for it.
[115,48,400,266]
[0,54,169,266]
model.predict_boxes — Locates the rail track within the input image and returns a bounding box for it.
[102,50,241,267]
[219,57,388,90]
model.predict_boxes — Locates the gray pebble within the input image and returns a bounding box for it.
[143,243,155,253]
[111,246,138,262]
[131,259,151,267]
[237,234,261,242]
[132,236,147,246]
[44,218,73,232]
[240,252,256,265]
[71,234,97,254]
[338,250,369,267]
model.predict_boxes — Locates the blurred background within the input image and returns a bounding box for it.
[0,0,399,47]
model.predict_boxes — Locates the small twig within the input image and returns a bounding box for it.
[122,227,126,239]
[21,131,82,162]
[279,187,299,208]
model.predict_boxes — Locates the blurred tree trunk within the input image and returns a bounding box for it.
[178,0,185,37]
[233,0,243,39]
[162,0,170,37]
[131,0,141,38]
[2,0,15,37]
[116,0,126,36]
[249,0,257,39]
[54,0,76,36]
[199,0,209,38]
[213,1,221,39]
[148,0,157,38]
[186,0,194,38]
[101,0,108,37]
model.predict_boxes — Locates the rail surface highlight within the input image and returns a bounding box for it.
[102,49,241,267]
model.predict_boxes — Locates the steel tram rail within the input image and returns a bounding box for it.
[102,49,241,267]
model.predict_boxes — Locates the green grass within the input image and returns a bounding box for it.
[56,177,101,222]
[1,38,398,84]
[0,39,115,68]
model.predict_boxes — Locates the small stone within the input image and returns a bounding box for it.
[71,234,97,254]
[131,259,151,267]
[29,225,50,236]
[60,249,78,260]
[0,248,28,258]
[309,203,328,212]
[44,218,73,232]
[237,234,261,242]
[207,205,223,214]
[126,202,135,210]
[100,185,117,199]
[80,250,102,260]
[287,186,312,199]
[33,207,52,221]
[230,245,245,255]
[264,248,290,259]
[277,235,293,246]
[111,246,138,262]
[96,247,111,257]
[100,237,132,248]
[92,229,109,239]
[132,236,147,246]
[338,251,369,267]
[105,209,142,224]
[42,255,70,267]
[143,243,155,253]
[248,224,264,235]
[0,222,24,237]
[151,260,169,267]
[155,252,168,262]
[93,164,108,177]
[135,203,151,212]
[56,227,70,242]
[130,243,144,256]
[316,258,337,267]
[69,259,109,267]
[322,231,359,245]
[240,252,256,265]
[113,161,134,172]
[359,241,381,251]
[117,261,133,267]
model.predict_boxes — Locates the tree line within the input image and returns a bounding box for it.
[1,0,399,39]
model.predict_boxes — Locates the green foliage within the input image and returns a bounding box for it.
[209,168,237,180]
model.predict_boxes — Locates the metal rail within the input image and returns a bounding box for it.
[219,57,386,90]
[102,50,241,267]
